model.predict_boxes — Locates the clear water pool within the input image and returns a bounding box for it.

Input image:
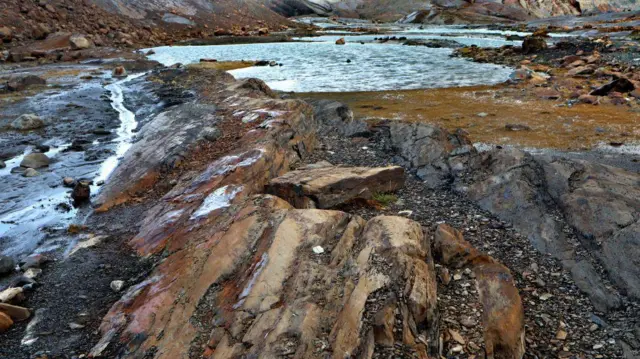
[147,34,514,92]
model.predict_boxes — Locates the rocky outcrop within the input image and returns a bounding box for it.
[434,224,525,359]
[266,164,405,208]
[358,116,638,313]
[93,195,440,358]
[306,99,368,137]
[454,148,639,311]
[95,68,316,211]
[88,68,445,356]
[386,121,477,188]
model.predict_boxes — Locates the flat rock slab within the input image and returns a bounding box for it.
[267,165,405,209]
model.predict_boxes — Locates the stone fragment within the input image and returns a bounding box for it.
[522,36,547,54]
[23,168,40,177]
[0,287,23,303]
[11,114,45,130]
[0,312,13,333]
[112,66,127,77]
[449,329,465,345]
[72,181,91,204]
[0,256,15,276]
[21,254,50,270]
[267,165,404,209]
[63,177,75,187]
[590,78,635,96]
[110,280,125,292]
[335,37,345,45]
[0,303,30,321]
[505,124,532,131]
[578,94,599,104]
[567,65,594,76]
[20,153,50,169]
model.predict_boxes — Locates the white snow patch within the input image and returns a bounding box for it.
[190,185,243,219]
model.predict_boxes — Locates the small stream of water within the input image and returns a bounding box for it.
[0,73,143,258]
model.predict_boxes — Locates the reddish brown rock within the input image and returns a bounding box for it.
[535,88,561,100]
[266,165,405,209]
[434,224,481,268]
[578,94,599,105]
[472,256,526,359]
[336,37,346,45]
[92,203,439,358]
[522,36,547,54]
[434,224,525,359]
[567,65,595,76]
[0,312,13,334]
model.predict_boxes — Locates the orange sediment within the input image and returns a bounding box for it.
[298,85,640,150]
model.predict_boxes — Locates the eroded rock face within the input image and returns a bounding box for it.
[267,165,405,208]
[387,122,477,188]
[93,195,439,357]
[92,68,440,358]
[306,99,368,137]
[452,147,640,309]
[95,68,316,212]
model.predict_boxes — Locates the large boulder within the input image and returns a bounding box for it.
[20,153,50,169]
[266,165,405,208]
[11,114,45,130]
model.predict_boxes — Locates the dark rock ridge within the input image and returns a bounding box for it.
[342,113,638,313]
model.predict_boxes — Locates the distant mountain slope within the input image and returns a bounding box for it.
[264,0,639,23]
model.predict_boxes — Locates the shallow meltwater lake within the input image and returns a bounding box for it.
[147,33,514,92]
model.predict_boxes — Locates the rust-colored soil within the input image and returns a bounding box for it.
[299,85,640,150]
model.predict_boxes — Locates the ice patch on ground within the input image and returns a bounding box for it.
[190,185,243,219]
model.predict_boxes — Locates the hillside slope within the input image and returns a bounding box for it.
[264,0,639,22]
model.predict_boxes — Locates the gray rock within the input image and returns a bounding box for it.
[306,99,367,137]
[390,122,476,188]
[570,260,621,313]
[110,280,125,292]
[201,127,222,142]
[23,168,40,177]
[452,146,640,307]
[11,114,45,130]
[20,153,50,169]
[0,160,5,169]
[20,254,49,271]
[0,255,15,276]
